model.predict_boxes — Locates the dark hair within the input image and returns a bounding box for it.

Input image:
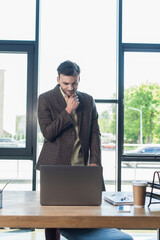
[57,60,80,77]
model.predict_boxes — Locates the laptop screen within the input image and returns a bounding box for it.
[40,165,103,206]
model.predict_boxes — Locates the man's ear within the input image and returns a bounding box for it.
[78,76,80,83]
[57,76,60,84]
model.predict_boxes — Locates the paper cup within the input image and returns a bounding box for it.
[132,180,147,208]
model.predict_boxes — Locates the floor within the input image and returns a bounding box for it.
[0,228,157,240]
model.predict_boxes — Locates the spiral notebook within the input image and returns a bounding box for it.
[104,191,134,205]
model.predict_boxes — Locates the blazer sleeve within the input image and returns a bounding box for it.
[38,94,73,141]
[89,99,101,166]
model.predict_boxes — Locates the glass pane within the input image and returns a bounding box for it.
[36,103,117,191]
[123,0,160,43]
[121,161,160,191]
[0,160,32,190]
[97,103,117,191]
[123,52,160,155]
[0,0,36,40]
[0,53,27,148]
[39,0,117,99]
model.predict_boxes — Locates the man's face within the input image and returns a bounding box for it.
[57,74,80,97]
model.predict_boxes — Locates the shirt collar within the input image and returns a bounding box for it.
[59,86,67,102]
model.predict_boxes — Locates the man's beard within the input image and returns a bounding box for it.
[63,89,76,97]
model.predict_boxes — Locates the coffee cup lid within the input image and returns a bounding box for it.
[132,180,147,186]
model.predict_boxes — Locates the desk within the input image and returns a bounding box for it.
[0,191,160,230]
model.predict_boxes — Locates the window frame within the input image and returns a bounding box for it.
[118,0,160,190]
[0,42,35,159]
[0,0,39,190]
[120,45,160,164]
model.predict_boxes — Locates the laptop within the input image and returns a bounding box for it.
[40,165,103,206]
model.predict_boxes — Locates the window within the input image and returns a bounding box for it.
[123,52,160,155]
[0,0,36,40]
[39,0,117,99]
[120,0,160,191]
[38,0,118,190]
[1,0,160,193]
[122,0,160,43]
[0,0,38,191]
[0,160,33,190]
[0,45,35,158]
[0,53,27,148]
[97,103,117,190]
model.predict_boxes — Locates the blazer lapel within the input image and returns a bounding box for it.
[76,92,83,134]
[54,84,67,111]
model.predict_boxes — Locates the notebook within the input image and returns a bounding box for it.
[40,165,103,206]
[104,191,134,205]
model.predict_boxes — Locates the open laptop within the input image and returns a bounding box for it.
[40,165,103,206]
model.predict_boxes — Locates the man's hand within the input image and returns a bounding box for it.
[65,93,79,114]
[89,163,99,166]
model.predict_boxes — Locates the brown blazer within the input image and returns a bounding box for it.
[36,84,101,170]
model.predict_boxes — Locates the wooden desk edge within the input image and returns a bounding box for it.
[1,216,160,229]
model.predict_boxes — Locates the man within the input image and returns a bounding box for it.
[36,60,133,240]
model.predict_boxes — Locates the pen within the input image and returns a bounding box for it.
[121,197,128,201]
